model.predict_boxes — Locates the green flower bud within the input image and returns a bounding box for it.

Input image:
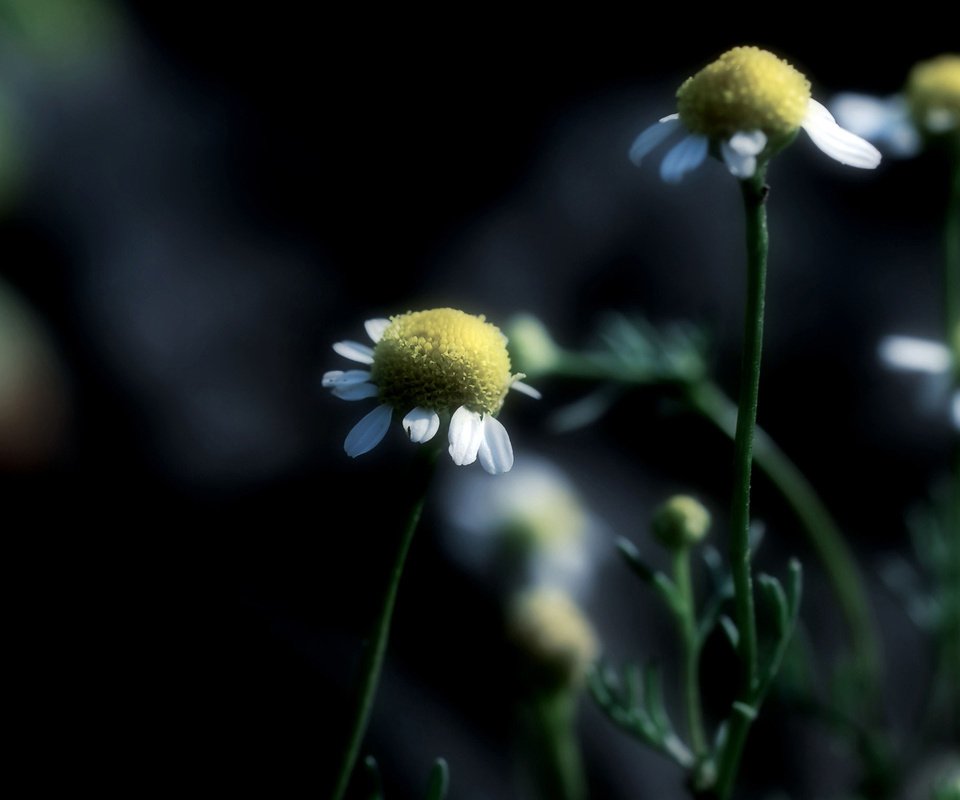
[651,495,711,550]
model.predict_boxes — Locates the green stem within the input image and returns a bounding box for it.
[673,547,707,760]
[714,172,768,800]
[688,379,883,709]
[331,452,437,800]
[527,690,588,800]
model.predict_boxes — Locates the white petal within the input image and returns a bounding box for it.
[801,99,882,169]
[364,318,391,343]
[830,93,921,157]
[402,407,441,443]
[721,145,757,178]
[333,340,375,364]
[478,416,514,475]
[952,391,960,431]
[878,336,952,374]
[728,130,767,155]
[659,134,709,183]
[322,369,372,388]
[448,406,484,466]
[333,382,380,401]
[720,131,767,178]
[510,380,542,400]
[629,116,682,166]
[344,404,392,457]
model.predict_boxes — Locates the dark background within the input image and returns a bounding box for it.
[2,4,956,798]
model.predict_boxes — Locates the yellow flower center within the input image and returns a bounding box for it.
[371,308,514,415]
[677,46,811,139]
[906,54,960,132]
[508,588,598,687]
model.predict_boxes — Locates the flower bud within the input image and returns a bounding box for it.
[651,495,711,550]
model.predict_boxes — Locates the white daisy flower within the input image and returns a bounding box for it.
[878,333,959,430]
[832,54,960,157]
[439,455,607,599]
[629,46,881,183]
[323,308,540,474]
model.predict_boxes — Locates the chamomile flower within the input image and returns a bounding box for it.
[323,308,540,474]
[440,454,606,598]
[832,54,960,156]
[507,586,599,688]
[630,46,881,182]
[878,331,959,430]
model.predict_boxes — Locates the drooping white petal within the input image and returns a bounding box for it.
[332,382,380,401]
[878,335,952,374]
[448,406,484,466]
[830,93,921,157]
[364,318,391,343]
[721,130,768,178]
[800,99,882,169]
[510,380,542,399]
[628,115,682,166]
[402,407,441,443]
[322,369,372,388]
[951,391,960,431]
[333,340,376,364]
[659,133,709,183]
[344,404,393,457]
[478,416,514,475]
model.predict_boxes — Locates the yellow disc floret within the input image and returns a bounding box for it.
[508,587,598,687]
[677,46,811,139]
[906,54,960,132]
[371,308,514,415]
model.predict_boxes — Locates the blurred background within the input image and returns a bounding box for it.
[2,3,956,797]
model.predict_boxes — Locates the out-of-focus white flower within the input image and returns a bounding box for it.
[507,586,599,688]
[878,333,959,430]
[440,455,606,598]
[832,54,960,157]
[630,46,880,183]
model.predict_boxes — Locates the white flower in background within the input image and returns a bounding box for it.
[629,46,881,183]
[323,308,539,474]
[878,332,959,430]
[440,455,606,598]
[507,586,599,688]
[832,54,960,157]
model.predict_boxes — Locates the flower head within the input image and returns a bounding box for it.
[507,586,599,688]
[651,494,712,550]
[323,308,540,474]
[440,454,606,598]
[630,46,881,182]
[906,54,960,134]
[831,54,960,156]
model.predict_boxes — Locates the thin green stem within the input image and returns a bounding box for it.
[730,173,767,684]
[527,689,588,800]
[688,380,883,709]
[672,547,707,760]
[714,171,768,800]
[332,452,438,800]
